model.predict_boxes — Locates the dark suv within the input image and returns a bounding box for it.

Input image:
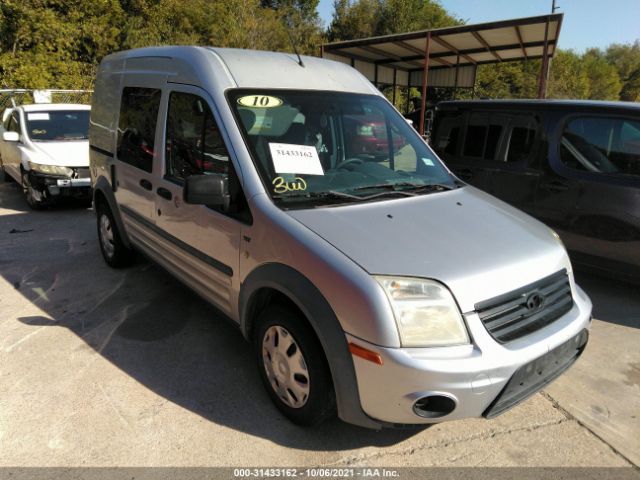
[432,100,640,282]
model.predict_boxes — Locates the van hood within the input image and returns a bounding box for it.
[30,141,89,167]
[287,186,571,313]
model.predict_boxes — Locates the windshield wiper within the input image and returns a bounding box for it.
[273,190,361,203]
[354,182,455,194]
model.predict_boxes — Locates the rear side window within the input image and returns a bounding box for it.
[505,118,537,163]
[463,113,504,161]
[117,87,161,173]
[561,116,640,176]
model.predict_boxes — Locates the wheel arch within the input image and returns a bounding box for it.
[240,263,381,429]
[93,176,132,248]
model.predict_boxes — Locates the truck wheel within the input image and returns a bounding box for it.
[96,202,135,268]
[255,304,336,426]
[21,171,45,209]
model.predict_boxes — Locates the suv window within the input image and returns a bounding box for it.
[505,118,537,163]
[434,114,462,156]
[117,87,161,173]
[561,116,640,176]
[463,113,504,161]
[165,92,230,180]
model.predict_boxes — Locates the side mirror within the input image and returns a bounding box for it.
[184,173,230,210]
[3,131,19,142]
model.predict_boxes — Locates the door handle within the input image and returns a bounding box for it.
[157,187,173,201]
[541,181,569,192]
[139,178,152,191]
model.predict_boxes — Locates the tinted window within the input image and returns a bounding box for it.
[561,116,640,176]
[165,92,230,180]
[506,121,537,163]
[117,87,161,173]
[25,110,89,141]
[463,114,503,160]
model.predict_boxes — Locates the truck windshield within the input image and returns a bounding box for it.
[228,90,457,208]
[26,110,90,141]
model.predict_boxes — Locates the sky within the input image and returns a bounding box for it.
[317,0,640,52]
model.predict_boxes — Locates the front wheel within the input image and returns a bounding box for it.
[96,202,135,268]
[255,304,336,426]
[22,171,45,209]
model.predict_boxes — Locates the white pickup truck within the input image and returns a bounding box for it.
[0,103,91,208]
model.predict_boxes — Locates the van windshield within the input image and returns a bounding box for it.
[26,110,90,141]
[228,90,457,208]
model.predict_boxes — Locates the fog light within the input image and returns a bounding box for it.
[413,395,456,418]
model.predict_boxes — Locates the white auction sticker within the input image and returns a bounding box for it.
[27,113,50,121]
[269,143,324,175]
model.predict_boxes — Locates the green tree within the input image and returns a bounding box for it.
[548,50,590,99]
[583,48,622,100]
[328,0,460,41]
[605,41,640,101]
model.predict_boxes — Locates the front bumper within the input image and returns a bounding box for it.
[29,170,92,199]
[347,284,592,425]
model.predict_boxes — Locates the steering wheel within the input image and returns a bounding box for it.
[334,158,364,170]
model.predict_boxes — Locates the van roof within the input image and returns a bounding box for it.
[103,46,379,95]
[436,99,640,113]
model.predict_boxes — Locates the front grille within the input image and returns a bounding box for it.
[475,269,573,343]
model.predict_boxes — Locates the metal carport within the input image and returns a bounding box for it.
[321,13,563,134]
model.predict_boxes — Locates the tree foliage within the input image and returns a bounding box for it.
[328,0,461,41]
[0,0,324,89]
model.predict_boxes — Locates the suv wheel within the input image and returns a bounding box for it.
[255,304,336,426]
[96,202,135,268]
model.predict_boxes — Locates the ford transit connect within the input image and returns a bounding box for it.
[89,47,591,428]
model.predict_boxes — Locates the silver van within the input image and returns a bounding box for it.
[89,46,592,428]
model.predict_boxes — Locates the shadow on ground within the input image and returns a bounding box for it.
[1,183,422,450]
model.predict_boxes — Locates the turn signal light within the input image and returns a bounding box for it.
[349,342,383,365]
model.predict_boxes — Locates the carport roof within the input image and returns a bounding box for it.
[321,13,563,72]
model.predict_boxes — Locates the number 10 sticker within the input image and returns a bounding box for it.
[237,95,283,108]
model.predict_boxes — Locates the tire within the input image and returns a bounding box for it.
[96,201,135,268]
[255,304,336,426]
[21,170,45,210]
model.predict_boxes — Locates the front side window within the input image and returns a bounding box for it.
[228,90,456,209]
[25,110,89,141]
[117,87,161,173]
[560,116,640,176]
[165,92,229,181]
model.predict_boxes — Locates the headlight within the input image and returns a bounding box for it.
[375,276,469,347]
[28,162,73,176]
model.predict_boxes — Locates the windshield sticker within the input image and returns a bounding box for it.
[237,95,283,108]
[273,176,307,194]
[27,113,50,121]
[422,157,435,167]
[269,143,324,175]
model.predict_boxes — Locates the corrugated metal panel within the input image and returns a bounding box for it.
[377,65,395,84]
[410,65,476,88]
[354,60,375,81]
[323,52,351,65]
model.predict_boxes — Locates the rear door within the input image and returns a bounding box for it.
[484,114,541,216]
[113,84,162,234]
